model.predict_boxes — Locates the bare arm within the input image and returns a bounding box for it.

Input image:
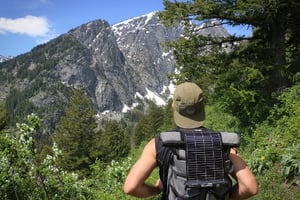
[229,149,259,199]
[123,139,162,198]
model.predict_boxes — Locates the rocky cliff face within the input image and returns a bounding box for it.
[49,12,184,113]
[112,12,182,94]
[63,12,185,112]
[0,11,229,130]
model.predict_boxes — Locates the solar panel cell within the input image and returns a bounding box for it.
[185,132,229,188]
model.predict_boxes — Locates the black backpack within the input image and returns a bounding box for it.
[158,128,240,200]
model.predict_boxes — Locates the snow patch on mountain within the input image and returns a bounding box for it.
[0,55,13,63]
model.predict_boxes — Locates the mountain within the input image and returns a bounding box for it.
[0,55,13,63]
[0,11,229,132]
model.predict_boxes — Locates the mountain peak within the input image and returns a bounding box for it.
[112,11,158,27]
[0,12,230,131]
[0,55,14,63]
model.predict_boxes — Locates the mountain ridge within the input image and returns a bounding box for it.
[0,11,229,131]
[0,55,14,63]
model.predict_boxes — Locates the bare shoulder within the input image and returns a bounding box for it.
[141,138,156,158]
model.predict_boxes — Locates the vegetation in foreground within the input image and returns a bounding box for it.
[0,82,299,199]
[1,0,300,199]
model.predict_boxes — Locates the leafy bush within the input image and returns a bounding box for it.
[0,114,95,199]
[281,145,300,180]
[252,165,287,200]
[247,144,280,175]
[245,82,300,199]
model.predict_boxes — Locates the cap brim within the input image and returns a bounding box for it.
[173,107,205,129]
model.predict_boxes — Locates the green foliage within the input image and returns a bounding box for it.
[244,83,300,198]
[93,120,130,163]
[247,144,281,175]
[214,63,270,130]
[252,166,287,200]
[1,2,300,198]
[55,89,97,175]
[204,103,239,132]
[133,102,164,146]
[281,145,300,180]
[1,33,86,132]
[0,114,95,199]
[1,86,299,199]
[0,100,8,131]
[251,164,300,200]
[160,99,176,131]
[89,158,133,198]
[123,104,144,122]
[252,83,300,146]
[88,141,161,200]
[5,88,37,125]
[159,0,300,132]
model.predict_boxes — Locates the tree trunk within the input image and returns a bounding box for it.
[270,7,288,91]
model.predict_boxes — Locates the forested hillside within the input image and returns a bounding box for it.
[0,0,300,199]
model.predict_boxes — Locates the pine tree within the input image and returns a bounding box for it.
[54,89,97,174]
[159,0,300,130]
[0,101,8,131]
[133,102,164,145]
[93,120,130,163]
[161,99,176,131]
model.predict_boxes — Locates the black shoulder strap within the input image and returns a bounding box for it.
[155,135,174,199]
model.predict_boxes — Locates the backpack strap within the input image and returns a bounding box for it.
[219,132,240,147]
[160,130,240,147]
[160,131,183,144]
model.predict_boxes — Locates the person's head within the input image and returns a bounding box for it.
[172,82,205,128]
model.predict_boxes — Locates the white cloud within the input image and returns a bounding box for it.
[0,15,50,37]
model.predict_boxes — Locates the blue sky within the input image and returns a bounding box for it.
[0,0,165,56]
[0,0,251,57]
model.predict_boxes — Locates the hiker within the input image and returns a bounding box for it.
[123,82,258,199]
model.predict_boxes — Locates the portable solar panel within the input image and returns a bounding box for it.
[185,131,229,188]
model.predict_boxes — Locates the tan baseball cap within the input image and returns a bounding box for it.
[173,82,205,128]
